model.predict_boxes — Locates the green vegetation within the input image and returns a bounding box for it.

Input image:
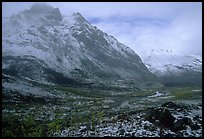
[69,109,105,131]
[171,87,202,100]
[2,102,106,137]
[2,114,44,137]
[38,83,107,98]
[2,81,202,137]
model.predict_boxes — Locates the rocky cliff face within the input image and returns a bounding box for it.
[2,4,157,85]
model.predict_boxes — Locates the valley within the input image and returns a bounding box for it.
[2,3,202,137]
[2,75,202,137]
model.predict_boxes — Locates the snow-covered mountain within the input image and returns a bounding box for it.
[2,4,157,85]
[142,49,202,85]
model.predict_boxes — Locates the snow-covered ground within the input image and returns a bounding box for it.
[59,102,202,137]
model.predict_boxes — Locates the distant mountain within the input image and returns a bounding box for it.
[2,3,158,86]
[142,49,202,86]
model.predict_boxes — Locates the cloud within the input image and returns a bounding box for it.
[2,2,202,57]
[89,2,202,57]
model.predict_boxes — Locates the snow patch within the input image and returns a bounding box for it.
[148,91,164,98]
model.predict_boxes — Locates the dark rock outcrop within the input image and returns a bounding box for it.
[145,101,201,136]
[145,107,175,128]
[161,101,189,110]
[172,117,192,132]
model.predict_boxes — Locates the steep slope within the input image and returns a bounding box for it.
[2,4,157,85]
[142,49,202,86]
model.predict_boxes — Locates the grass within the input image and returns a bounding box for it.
[126,87,165,97]
[170,87,202,100]
[2,81,202,137]
[2,114,45,137]
[2,90,107,137]
[39,82,108,98]
[128,86,202,100]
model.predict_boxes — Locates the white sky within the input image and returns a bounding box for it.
[2,2,202,57]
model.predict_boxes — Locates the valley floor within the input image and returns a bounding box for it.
[2,76,202,137]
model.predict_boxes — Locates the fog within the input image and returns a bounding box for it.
[3,2,202,57]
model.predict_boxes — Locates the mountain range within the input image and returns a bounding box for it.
[142,49,202,86]
[2,3,158,86]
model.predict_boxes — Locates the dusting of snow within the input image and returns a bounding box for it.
[148,91,164,98]
[192,90,201,92]
[142,49,202,76]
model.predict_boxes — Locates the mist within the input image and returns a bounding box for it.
[3,2,202,57]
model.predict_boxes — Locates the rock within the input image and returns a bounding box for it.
[128,110,138,115]
[145,107,175,128]
[79,126,87,132]
[76,132,82,136]
[161,102,180,109]
[136,116,141,119]
[161,102,190,111]
[61,130,69,137]
[144,125,149,130]
[131,132,135,136]
[177,108,182,112]
[103,105,110,109]
[103,117,112,123]
[160,108,175,128]
[163,130,176,137]
[125,132,131,136]
[193,115,200,120]
[135,132,141,137]
[141,130,146,135]
[198,118,202,124]
[118,125,122,129]
[196,106,202,109]
[172,117,192,132]
[89,131,95,136]
[110,115,119,122]
[190,123,201,130]
[118,114,128,121]
[119,129,125,135]
[175,131,184,137]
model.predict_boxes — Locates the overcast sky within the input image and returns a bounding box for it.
[3,2,202,57]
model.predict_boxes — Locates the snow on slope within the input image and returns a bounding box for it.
[142,49,202,76]
[2,4,156,82]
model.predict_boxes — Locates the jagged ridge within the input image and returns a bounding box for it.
[2,3,158,85]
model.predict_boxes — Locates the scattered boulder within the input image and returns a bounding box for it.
[118,114,128,121]
[79,126,87,132]
[172,117,192,132]
[119,129,125,135]
[161,101,189,111]
[193,115,200,121]
[161,102,180,109]
[190,123,200,130]
[145,107,175,128]
[160,108,175,128]
[128,110,138,116]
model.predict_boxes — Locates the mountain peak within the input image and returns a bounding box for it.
[3,5,158,83]
[72,12,88,23]
[30,3,55,13]
[72,12,82,17]
[13,3,63,22]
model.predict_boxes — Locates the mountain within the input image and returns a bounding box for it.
[142,49,202,86]
[2,4,158,86]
